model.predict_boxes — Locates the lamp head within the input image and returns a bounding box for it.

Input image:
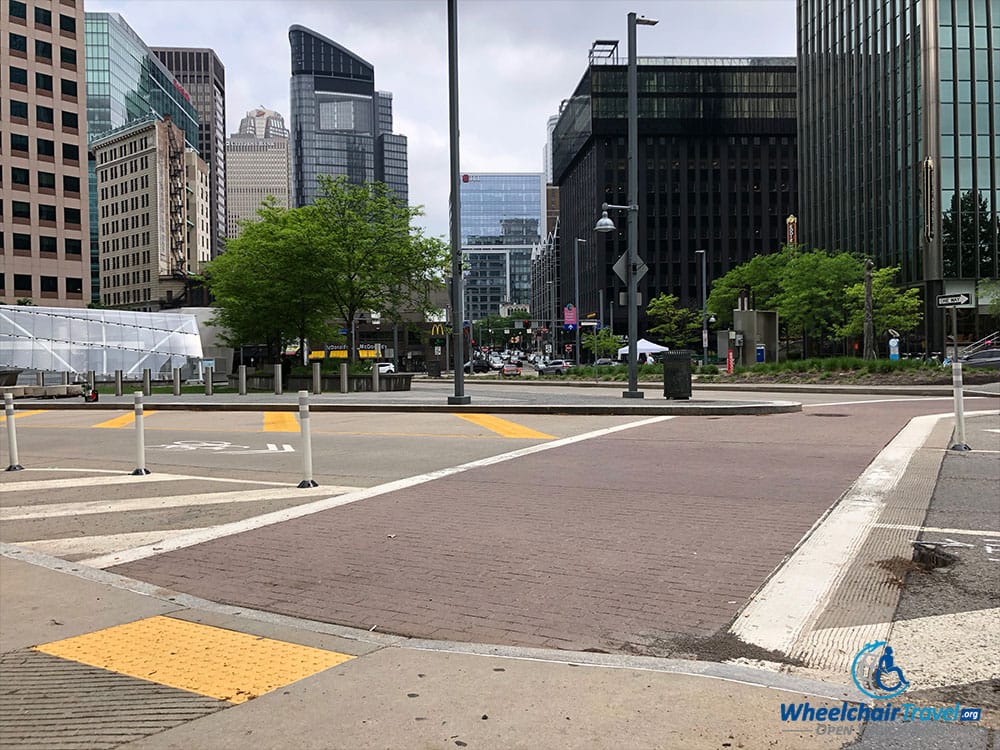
[636,16,658,26]
[595,211,616,233]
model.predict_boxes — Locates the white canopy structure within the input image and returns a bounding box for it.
[617,338,669,356]
[0,305,203,376]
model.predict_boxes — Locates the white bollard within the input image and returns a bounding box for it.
[115,370,124,396]
[274,363,283,395]
[239,365,247,396]
[340,363,348,394]
[297,390,318,488]
[312,361,322,395]
[173,368,182,396]
[4,393,24,471]
[950,361,971,451]
[142,368,151,396]
[131,392,151,475]
[205,367,214,396]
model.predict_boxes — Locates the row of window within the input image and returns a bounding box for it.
[104,269,152,288]
[7,1,77,34]
[100,193,150,219]
[99,174,151,201]
[7,32,78,65]
[6,275,84,295]
[96,136,150,164]
[102,287,152,306]
[9,100,78,128]
[8,65,79,96]
[8,234,83,255]
[102,248,151,270]
[9,166,81,193]
[98,156,150,182]
[9,133,80,161]
[9,201,81,224]
[100,213,151,236]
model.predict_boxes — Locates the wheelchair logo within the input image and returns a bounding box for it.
[851,641,910,700]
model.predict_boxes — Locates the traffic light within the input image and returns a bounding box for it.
[523,319,530,328]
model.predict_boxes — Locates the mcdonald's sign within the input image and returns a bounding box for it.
[430,323,447,347]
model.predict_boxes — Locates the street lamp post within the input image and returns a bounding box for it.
[574,238,585,365]
[696,249,707,367]
[594,11,657,399]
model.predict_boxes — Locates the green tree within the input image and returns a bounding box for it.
[645,293,699,348]
[583,328,623,359]
[977,278,1000,320]
[705,243,798,328]
[835,265,923,353]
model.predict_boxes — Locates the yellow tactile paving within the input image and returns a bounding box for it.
[0,409,49,422]
[33,615,354,704]
[455,413,555,439]
[263,411,300,432]
[93,411,156,429]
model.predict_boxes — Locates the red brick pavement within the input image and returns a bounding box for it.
[111,400,953,654]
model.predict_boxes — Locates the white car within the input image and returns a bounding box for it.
[376,362,395,374]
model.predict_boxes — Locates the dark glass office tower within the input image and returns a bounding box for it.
[552,50,797,334]
[289,25,407,207]
[152,47,227,258]
[798,0,998,348]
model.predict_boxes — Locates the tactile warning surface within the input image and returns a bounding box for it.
[33,615,354,703]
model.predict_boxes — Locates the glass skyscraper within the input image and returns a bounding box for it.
[460,173,545,321]
[798,0,998,348]
[288,25,407,207]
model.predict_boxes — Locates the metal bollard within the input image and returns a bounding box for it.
[142,368,151,396]
[371,363,379,393]
[4,393,24,471]
[87,370,96,391]
[173,367,182,396]
[340,363,348,394]
[131,392,151,475]
[204,367,214,396]
[238,365,247,396]
[61,372,69,386]
[115,370,124,396]
[312,362,322,395]
[274,363,283,395]
[950,361,971,451]
[297,390,318,488]
[36,371,44,386]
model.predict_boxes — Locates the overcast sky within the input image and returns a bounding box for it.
[88,0,797,239]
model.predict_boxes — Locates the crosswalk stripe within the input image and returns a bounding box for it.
[1,484,357,520]
[0,474,188,493]
[455,413,555,439]
[264,412,299,432]
[0,409,50,422]
[16,528,210,558]
[93,411,156,429]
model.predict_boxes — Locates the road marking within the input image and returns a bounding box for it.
[93,411,157,429]
[455,413,555,439]
[1,484,350,520]
[0,409,49,422]
[263,412,299,433]
[873,523,1000,536]
[17,528,208,557]
[805,397,960,408]
[34,615,354,704]
[0,474,189,493]
[82,415,675,569]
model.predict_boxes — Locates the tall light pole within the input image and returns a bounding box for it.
[595,11,657,399]
[446,0,469,404]
[696,249,707,367]
[574,238,585,365]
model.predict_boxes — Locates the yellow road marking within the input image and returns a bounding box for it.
[93,411,156,429]
[455,413,555,439]
[263,412,300,432]
[0,409,49,422]
[34,615,354,704]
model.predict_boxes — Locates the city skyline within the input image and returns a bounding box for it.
[86,0,797,239]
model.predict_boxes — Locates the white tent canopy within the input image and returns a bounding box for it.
[618,338,669,356]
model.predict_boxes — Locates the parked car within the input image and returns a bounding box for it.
[594,358,620,367]
[464,359,491,374]
[376,362,395,374]
[500,362,521,377]
[958,348,1000,370]
[536,359,572,375]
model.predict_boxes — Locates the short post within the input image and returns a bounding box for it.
[371,363,380,393]
[87,370,96,391]
[297,390,318,488]
[115,370,124,396]
[274,363,283,396]
[142,368,151,396]
[238,364,247,396]
[61,372,69,385]
[4,393,24,471]
[173,367,182,396]
[950,361,971,451]
[312,361,322,395]
[204,366,214,396]
[340,363,348,394]
[131,392,151,475]
[35,371,44,386]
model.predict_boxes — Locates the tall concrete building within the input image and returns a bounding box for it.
[798,0,998,349]
[83,12,201,303]
[551,47,797,335]
[2,0,91,307]
[288,25,408,207]
[226,107,290,239]
[151,47,227,258]
[90,115,210,310]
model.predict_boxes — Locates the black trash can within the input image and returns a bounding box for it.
[663,350,693,400]
[426,360,442,378]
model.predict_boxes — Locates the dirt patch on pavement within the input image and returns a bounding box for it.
[617,630,804,667]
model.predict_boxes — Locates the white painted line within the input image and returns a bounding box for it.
[0,474,189,492]
[1,484,354,521]
[3,471,314,489]
[81,416,675,569]
[730,409,999,654]
[873,523,1000,537]
[805,397,963,408]
[15,528,209,558]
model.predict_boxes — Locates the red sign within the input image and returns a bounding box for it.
[172,79,191,103]
[565,344,572,352]
[564,303,578,326]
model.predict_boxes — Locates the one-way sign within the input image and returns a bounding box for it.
[936,293,971,307]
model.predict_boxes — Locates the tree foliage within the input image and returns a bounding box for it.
[645,293,700,348]
[583,328,623,359]
[835,266,923,352]
[773,250,864,346]
[705,244,797,328]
